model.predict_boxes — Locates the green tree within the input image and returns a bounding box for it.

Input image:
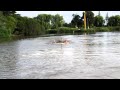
[82,11,95,28]
[108,15,120,26]
[34,14,52,30]
[94,15,104,27]
[71,14,80,28]
[14,15,43,36]
[86,11,94,28]
[51,14,64,29]
[63,22,71,27]
[6,16,17,35]
[71,14,83,28]
[2,11,16,16]
[0,11,8,37]
[0,11,17,37]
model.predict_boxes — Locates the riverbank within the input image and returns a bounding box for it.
[1,26,120,38]
[46,26,120,34]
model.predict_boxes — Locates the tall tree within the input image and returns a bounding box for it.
[105,12,109,26]
[0,11,7,37]
[13,15,43,36]
[86,11,94,28]
[82,11,94,28]
[108,15,120,26]
[71,14,83,28]
[2,11,16,16]
[34,14,52,30]
[71,14,80,28]
[51,14,64,29]
[94,15,104,27]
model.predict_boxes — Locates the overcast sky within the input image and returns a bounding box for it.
[16,11,120,23]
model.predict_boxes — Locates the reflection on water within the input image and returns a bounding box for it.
[0,32,120,79]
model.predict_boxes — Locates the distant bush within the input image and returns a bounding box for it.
[95,27,110,32]
[46,29,57,34]
[46,27,78,34]
[94,26,120,32]
[47,26,120,35]
[58,27,78,34]
[112,26,120,31]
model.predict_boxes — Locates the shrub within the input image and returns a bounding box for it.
[46,29,57,34]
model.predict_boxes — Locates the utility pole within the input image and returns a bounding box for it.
[84,11,86,30]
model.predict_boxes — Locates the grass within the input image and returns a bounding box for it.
[1,26,120,38]
[46,27,79,34]
[46,26,120,35]
[94,26,120,32]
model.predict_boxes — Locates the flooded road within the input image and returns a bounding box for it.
[0,32,120,79]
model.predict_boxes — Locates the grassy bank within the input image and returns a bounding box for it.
[46,27,78,34]
[1,26,120,38]
[46,26,120,34]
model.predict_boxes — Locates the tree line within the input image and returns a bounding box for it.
[0,11,64,37]
[0,11,120,37]
[66,11,120,28]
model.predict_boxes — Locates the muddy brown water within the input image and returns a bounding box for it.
[0,32,120,79]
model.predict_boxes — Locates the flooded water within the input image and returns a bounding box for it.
[0,32,120,79]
